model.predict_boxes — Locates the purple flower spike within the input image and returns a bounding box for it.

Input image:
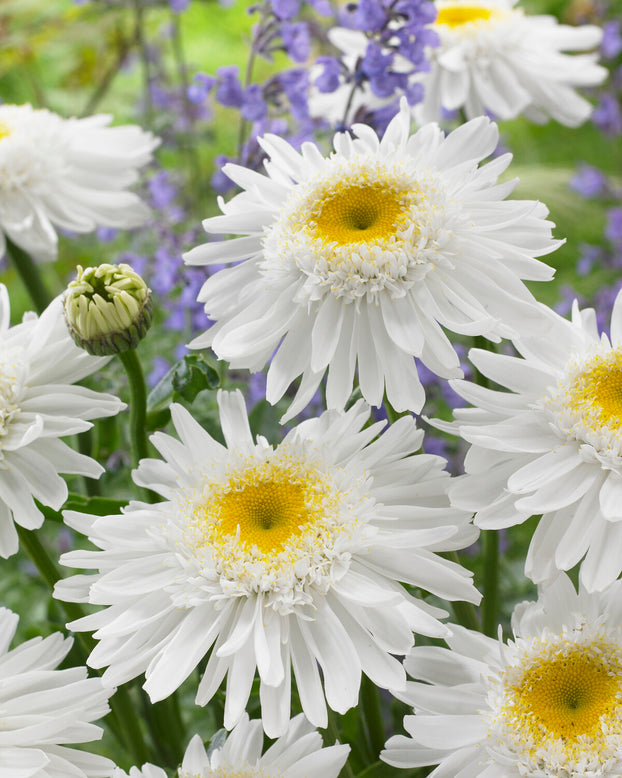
[349,0,387,32]
[215,66,244,108]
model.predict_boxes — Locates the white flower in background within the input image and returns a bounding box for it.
[0,284,125,558]
[112,713,349,778]
[55,390,479,737]
[0,104,159,262]
[417,0,606,125]
[442,288,622,592]
[0,606,114,778]
[382,573,622,778]
[186,101,559,420]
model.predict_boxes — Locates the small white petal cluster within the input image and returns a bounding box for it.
[55,389,480,737]
[0,284,125,558]
[112,713,349,778]
[0,607,114,778]
[0,104,159,261]
[443,288,622,591]
[382,574,622,778]
[186,100,559,419]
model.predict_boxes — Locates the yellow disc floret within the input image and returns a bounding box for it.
[567,348,622,430]
[435,4,493,27]
[183,444,362,601]
[215,479,312,555]
[0,121,11,141]
[492,633,622,774]
[313,184,411,246]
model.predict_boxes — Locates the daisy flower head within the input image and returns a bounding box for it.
[186,100,560,420]
[0,284,124,558]
[444,287,622,592]
[0,606,114,778]
[381,573,622,778]
[415,0,607,125]
[55,389,480,737]
[112,713,349,778]
[0,103,159,262]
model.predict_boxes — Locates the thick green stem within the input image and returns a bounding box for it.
[481,529,499,637]
[361,676,385,758]
[16,524,150,766]
[118,348,150,466]
[5,237,52,314]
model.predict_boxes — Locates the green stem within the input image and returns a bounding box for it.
[383,393,411,425]
[5,237,52,314]
[118,349,150,466]
[481,529,499,637]
[16,524,150,766]
[322,709,356,778]
[447,551,480,631]
[361,676,385,758]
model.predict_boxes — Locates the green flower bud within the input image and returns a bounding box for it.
[64,263,152,356]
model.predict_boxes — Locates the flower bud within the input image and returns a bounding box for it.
[64,263,152,356]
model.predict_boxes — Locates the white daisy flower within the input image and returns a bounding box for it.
[381,573,622,778]
[55,390,480,737]
[185,100,559,420]
[416,0,606,126]
[0,606,115,778]
[442,288,622,592]
[112,713,349,778]
[0,104,158,262]
[0,284,125,558]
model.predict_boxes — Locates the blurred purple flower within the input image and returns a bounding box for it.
[281,21,311,62]
[606,206,622,245]
[315,56,342,92]
[593,93,622,136]
[241,84,268,120]
[349,0,386,32]
[271,0,300,20]
[215,66,244,107]
[602,20,622,60]
[570,164,607,199]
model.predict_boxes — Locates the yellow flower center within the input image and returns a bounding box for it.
[312,184,410,246]
[435,4,493,27]
[495,636,622,771]
[511,649,620,740]
[0,121,11,141]
[215,479,311,554]
[181,765,279,778]
[183,447,359,594]
[567,349,622,430]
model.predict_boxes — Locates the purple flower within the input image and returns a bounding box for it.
[602,20,622,60]
[148,356,171,388]
[569,164,607,199]
[281,21,311,63]
[211,155,234,194]
[271,0,300,20]
[349,0,387,32]
[241,84,267,121]
[593,93,622,136]
[169,0,189,11]
[279,69,310,120]
[187,72,215,104]
[96,226,118,243]
[315,56,342,93]
[606,206,622,245]
[576,244,602,276]
[361,41,393,77]
[149,171,178,210]
[308,0,333,16]
[215,66,244,108]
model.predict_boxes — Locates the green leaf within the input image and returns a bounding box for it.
[147,354,221,417]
